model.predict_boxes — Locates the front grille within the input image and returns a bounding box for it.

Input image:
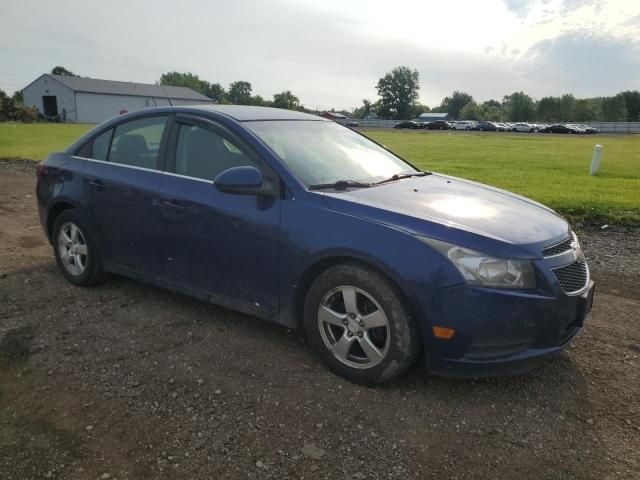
[543,237,573,257]
[553,259,588,294]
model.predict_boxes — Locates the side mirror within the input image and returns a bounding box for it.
[214,166,266,195]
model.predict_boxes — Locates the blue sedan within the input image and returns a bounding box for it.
[36,105,595,384]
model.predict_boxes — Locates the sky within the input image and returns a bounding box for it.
[1,0,639,110]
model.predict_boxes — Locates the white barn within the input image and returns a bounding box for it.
[22,74,213,123]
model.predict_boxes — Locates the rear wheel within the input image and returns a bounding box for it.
[52,210,108,286]
[304,263,420,385]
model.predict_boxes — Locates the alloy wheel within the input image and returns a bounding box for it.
[57,221,88,276]
[317,286,390,369]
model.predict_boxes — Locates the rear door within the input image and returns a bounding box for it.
[82,114,170,276]
[158,114,281,314]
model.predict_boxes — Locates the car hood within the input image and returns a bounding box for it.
[321,173,569,246]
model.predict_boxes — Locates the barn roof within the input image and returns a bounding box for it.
[42,74,211,101]
[322,111,348,119]
[417,112,449,120]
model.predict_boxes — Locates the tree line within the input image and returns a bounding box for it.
[353,66,640,123]
[453,90,640,123]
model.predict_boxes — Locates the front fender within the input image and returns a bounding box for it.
[277,194,463,328]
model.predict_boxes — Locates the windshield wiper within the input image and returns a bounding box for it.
[309,180,372,191]
[372,171,430,185]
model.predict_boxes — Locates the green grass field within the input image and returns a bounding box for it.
[1,122,638,224]
[0,122,92,161]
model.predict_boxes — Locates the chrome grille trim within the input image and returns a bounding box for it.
[552,259,589,295]
[543,236,574,257]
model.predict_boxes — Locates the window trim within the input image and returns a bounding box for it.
[74,113,174,172]
[165,113,277,186]
[109,114,172,171]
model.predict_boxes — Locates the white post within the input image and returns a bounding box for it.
[589,144,603,175]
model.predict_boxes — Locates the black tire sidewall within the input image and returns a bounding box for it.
[52,210,103,286]
[303,263,419,385]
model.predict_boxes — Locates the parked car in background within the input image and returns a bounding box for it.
[393,121,422,129]
[426,120,451,130]
[346,120,359,127]
[566,124,587,134]
[474,121,498,131]
[510,123,538,133]
[580,125,599,134]
[36,105,594,385]
[539,124,579,134]
[451,120,476,130]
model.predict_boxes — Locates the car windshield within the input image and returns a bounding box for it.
[246,120,417,186]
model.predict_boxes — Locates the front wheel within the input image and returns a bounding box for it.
[304,263,420,385]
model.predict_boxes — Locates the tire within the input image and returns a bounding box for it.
[303,263,420,385]
[52,209,108,287]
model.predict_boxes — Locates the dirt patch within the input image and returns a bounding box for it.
[17,235,46,249]
[0,160,639,479]
[0,409,82,480]
[0,325,35,368]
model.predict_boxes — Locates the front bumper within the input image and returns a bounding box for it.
[409,279,595,378]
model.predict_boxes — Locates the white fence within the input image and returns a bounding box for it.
[581,122,640,134]
[357,119,404,129]
[354,118,640,133]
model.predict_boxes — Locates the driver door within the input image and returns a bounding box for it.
[157,115,281,315]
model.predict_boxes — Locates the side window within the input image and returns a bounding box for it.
[109,116,167,169]
[174,123,256,181]
[92,129,113,161]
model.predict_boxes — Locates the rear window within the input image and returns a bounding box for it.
[108,116,167,170]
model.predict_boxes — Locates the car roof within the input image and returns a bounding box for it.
[187,104,324,122]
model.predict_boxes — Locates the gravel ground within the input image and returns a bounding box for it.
[1,159,639,480]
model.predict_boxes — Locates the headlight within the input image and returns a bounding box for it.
[420,238,536,289]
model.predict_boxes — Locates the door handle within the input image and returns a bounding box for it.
[160,200,186,212]
[88,179,105,191]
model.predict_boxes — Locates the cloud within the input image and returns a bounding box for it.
[503,0,604,19]
[503,0,536,18]
[1,0,638,108]
[518,31,640,97]
[559,0,604,13]
[623,14,640,26]
[0,0,525,107]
